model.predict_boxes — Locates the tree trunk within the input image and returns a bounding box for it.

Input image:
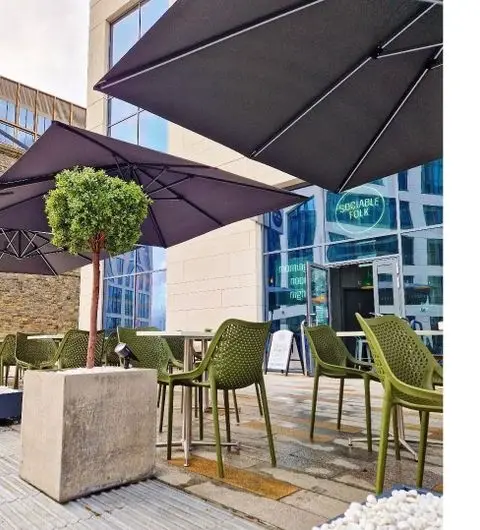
[87,250,100,369]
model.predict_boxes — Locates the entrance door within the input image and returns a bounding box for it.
[372,257,402,316]
[306,263,329,326]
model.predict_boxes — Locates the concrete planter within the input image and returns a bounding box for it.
[20,367,157,503]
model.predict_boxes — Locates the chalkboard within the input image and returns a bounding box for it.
[266,330,293,372]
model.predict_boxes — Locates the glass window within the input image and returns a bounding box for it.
[326,235,398,263]
[287,196,315,249]
[19,107,34,130]
[400,201,413,229]
[423,205,443,226]
[428,276,443,304]
[0,98,15,122]
[37,115,52,135]
[109,114,138,145]
[402,236,414,265]
[140,0,169,35]
[110,8,140,66]
[0,123,16,146]
[325,181,397,241]
[398,171,408,191]
[427,239,443,266]
[138,110,168,151]
[16,130,35,148]
[421,159,443,195]
[109,98,138,126]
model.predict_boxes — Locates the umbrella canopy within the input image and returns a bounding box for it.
[0,229,94,275]
[0,122,304,247]
[94,0,442,192]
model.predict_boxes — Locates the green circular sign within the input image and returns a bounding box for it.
[334,186,386,235]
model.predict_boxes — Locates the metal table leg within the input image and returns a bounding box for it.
[182,339,193,467]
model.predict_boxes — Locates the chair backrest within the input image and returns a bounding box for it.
[0,334,16,365]
[57,330,104,369]
[164,336,184,363]
[356,313,436,389]
[15,333,58,367]
[304,325,348,368]
[103,331,120,366]
[203,319,270,390]
[117,327,171,375]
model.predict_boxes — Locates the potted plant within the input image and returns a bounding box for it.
[20,167,158,502]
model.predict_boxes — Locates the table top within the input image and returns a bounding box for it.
[136,330,215,339]
[337,330,443,337]
[27,334,65,340]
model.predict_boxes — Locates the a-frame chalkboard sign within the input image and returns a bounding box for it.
[265,330,305,376]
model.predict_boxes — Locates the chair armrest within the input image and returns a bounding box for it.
[391,376,443,406]
[169,359,184,370]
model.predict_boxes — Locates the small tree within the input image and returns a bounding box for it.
[45,167,152,368]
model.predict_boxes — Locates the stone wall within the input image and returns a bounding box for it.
[0,146,81,337]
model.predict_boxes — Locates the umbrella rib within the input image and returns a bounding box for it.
[20,230,38,258]
[135,166,223,227]
[130,166,169,247]
[148,175,192,196]
[3,230,20,258]
[251,3,438,159]
[377,42,442,59]
[22,230,58,275]
[0,190,48,215]
[338,46,443,192]
[96,0,327,90]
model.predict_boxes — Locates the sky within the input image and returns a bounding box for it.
[0,0,89,106]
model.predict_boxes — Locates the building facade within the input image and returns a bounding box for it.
[0,76,86,336]
[85,0,443,352]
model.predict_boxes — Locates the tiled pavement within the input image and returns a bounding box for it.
[0,374,442,529]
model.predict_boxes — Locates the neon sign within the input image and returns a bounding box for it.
[334,186,386,235]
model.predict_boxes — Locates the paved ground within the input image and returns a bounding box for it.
[0,374,442,529]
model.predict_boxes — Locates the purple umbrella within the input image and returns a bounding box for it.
[0,122,304,247]
[0,229,96,275]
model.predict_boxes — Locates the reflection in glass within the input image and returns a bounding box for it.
[421,160,443,195]
[423,205,443,226]
[326,235,398,263]
[287,197,315,249]
[0,99,15,122]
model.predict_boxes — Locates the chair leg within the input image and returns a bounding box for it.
[376,392,393,495]
[13,365,19,390]
[166,383,175,460]
[310,366,320,440]
[198,384,204,440]
[194,386,198,419]
[255,383,263,417]
[5,365,10,387]
[392,405,401,461]
[363,375,372,453]
[211,382,224,478]
[224,389,232,452]
[159,384,167,434]
[416,411,430,488]
[157,383,162,408]
[337,378,345,430]
[232,389,240,424]
[258,378,276,468]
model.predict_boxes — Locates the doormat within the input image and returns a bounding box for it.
[169,456,298,500]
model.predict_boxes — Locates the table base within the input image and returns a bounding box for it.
[348,434,418,460]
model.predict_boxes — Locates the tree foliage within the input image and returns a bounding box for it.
[45,166,152,255]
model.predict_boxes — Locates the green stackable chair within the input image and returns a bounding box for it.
[356,313,443,494]
[56,330,105,369]
[103,331,121,366]
[117,327,180,435]
[14,332,59,388]
[0,335,16,386]
[304,325,379,452]
[165,319,276,478]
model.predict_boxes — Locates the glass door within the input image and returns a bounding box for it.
[306,263,330,326]
[372,257,402,316]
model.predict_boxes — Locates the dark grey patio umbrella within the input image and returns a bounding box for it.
[0,122,304,246]
[94,0,442,192]
[0,229,94,275]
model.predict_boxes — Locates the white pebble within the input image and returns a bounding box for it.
[312,489,442,530]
